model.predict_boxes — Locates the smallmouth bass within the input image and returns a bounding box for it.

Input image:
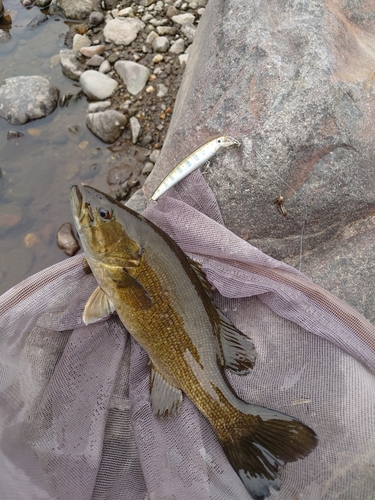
[70,185,317,499]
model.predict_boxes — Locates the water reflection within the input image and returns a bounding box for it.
[0,1,112,294]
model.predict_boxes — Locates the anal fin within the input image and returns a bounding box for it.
[83,286,115,325]
[216,309,256,374]
[150,364,183,417]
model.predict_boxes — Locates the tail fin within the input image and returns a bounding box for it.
[220,408,317,499]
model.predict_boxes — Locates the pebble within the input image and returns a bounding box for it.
[7,130,24,140]
[72,34,91,51]
[166,5,179,18]
[103,17,145,46]
[118,7,134,17]
[171,13,195,24]
[142,162,154,175]
[149,149,160,162]
[24,233,41,248]
[181,22,196,41]
[178,53,189,66]
[87,54,105,67]
[156,83,168,97]
[86,110,127,143]
[115,60,150,96]
[99,60,111,73]
[88,101,111,112]
[89,11,104,25]
[169,38,185,54]
[80,45,105,57]
[146,31,159,44]
[130,116,141,143]
[80,70,118,100]
[152,36,170,53]
[152,54,164,63]
[57,223,80,257]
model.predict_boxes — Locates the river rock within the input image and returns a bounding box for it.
[26,14,48,28]
[59,49,85,81]
[169,38,185,54]
[152,36,170,53]
[72,34,91,51]
[49,0,102,20]
[114,60,150,95]
[80,44,105,57]
[130,116,141,143]
[79,70,118,100]
[86,110,127,143]
[0,76,58,125]
[57,223,80,257]
[99,60,111,73]
[89,11,104,25]
[103,17,145,46]
[171,13,195,24]
[35,0,52,6]
[144,0,375,324]
[86,54,104,67]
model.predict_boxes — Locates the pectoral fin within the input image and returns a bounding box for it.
[216,309,256,375]
[150,364,183,417]
[83,286,115,325]
[114,269,153,310]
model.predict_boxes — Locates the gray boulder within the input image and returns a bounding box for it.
[0,76,59,125]
[86,110,127,143]
[144,0,375,324]
[49,0,102,19]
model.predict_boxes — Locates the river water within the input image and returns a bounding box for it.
[0,1,112,294]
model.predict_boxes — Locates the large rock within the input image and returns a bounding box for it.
[0,76,59,125]
[79,70,118,100]
[115,60,150,95]
[144,0,375,324]
[86,110,127,143]
[49,0,101,19]
[103,17,145,46]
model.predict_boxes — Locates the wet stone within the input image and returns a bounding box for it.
[59,49,85,81]
[0,76,59,125]
[7,130,24,140]
[72,34,91,51]
[26,14,48,29]
[57,223,80,257]
[86,110,127,143]
[107,165,133,186]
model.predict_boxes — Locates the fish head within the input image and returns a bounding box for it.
[70,185,141,266]
[217,136,242,148]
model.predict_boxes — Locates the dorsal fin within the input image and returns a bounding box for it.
[186,256,213,298]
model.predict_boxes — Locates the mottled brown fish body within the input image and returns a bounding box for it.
[71,185,317,499]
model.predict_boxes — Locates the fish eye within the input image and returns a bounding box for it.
[98,207,113,220]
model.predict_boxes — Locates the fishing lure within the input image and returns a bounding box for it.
[150,136,241,201]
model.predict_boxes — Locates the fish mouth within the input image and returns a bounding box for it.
[70,185,83,218]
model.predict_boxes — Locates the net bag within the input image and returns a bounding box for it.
[0,171,374,500]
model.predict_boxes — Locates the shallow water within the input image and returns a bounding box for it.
[0,1,112,295]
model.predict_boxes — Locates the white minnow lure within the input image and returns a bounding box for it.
[150,136,241,201]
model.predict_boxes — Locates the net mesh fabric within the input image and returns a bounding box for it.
[1,172,375,499]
